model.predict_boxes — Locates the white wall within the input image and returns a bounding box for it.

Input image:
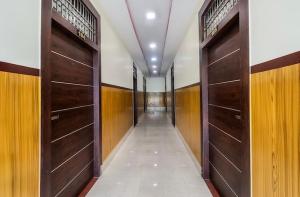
[100,14,134,88]
[250,0,300,66]
[0,0,41,69]
[137,66,144,91]
[146,77,165,92]
[173,15,200,89]
[91,0,134,89]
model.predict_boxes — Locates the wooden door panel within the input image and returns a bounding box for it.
[208,81,241,110]
[209,125,242,168]
[207,25,240,64]
[208,51,241,84]
[51,83,93,111]
[51,106,94,140]
[51,144,93,196]
[51,24,93,66]
[55,162,94,197]
[208,105,242,141]
[209,144,241,196]
[50,52,93,85]
[210,165,237,197]
[51,125,93,170]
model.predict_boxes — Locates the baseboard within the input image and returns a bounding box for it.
[174,126,202,175]
[101,126,135,172]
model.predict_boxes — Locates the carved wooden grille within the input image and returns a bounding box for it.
[203,0,239,39]
[52,0,96,42]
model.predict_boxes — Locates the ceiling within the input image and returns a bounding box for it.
[97,0,204,76]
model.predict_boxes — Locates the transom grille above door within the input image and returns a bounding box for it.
[52,0,97,42]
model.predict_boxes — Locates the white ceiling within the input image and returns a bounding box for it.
[97,0,204,76]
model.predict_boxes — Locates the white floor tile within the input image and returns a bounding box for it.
[87,112,212,197]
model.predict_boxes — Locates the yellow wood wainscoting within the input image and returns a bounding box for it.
[251,63,300,197]
[0,71,40,197]
[101,85,133,161]
[175,85,202,164]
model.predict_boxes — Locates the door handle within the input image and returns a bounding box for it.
[235,115,241,120]
[51,114,60,121]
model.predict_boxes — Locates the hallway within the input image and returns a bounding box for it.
[1,0,299,196]
[88,112,211,197]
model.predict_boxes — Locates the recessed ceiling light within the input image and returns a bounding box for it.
[146,11,156,20]
[149,42,157,49]
[153,70,157,74]
[152,65,157,69]
[151,57,157,62]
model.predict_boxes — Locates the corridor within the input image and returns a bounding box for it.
[1,0,299,196]
[88,112,211,197]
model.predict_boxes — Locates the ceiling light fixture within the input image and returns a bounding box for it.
[149,42,157,49]
[152,65,157,69]
[153,70,157,74]
[146,11,156,20]
[151,57,157,62]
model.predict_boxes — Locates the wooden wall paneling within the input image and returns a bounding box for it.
[101,86,112,161]
[101,86,133,162]
[175,85,202,164]
[0,72,40,196]
[146,92,166,111]
[251,63,300,197]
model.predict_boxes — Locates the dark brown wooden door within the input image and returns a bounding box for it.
[207,22,243,197]
[41,0,101,196]
[199,1,250,196]
[171,66,175,127]
[133,66,138,126]
[49,22,95,197]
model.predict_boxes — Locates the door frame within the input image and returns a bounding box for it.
[199,0,250,196]
[41,1,101,196]
[171,65,175,127]
[133,65,138,126]
[143,76,147,112]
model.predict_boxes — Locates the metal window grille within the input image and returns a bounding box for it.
[52,0,97,42]
[203,0,239,39]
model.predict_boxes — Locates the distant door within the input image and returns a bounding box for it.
[171,66,175,126]
[143,76,147,112]
[41,0,101,196]
[133,65,138,126]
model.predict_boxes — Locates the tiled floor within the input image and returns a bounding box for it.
[88,112,212,197]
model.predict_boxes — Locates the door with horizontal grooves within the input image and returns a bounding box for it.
[199,0,250,196]
[41,0,101,196]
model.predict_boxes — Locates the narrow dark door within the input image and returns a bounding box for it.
[143,76,147,112]
[133,66,138,126]
[199,1,250,196]
[171,66,175,127]
[41,0,101,196]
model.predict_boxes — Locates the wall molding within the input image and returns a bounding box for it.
[101,83,132,91]
[175,82,201,90]
[251,51,300,74]
[0,61,39,76]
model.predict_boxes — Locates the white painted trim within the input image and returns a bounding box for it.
[174,126,202,176]
[100,126,135,172]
